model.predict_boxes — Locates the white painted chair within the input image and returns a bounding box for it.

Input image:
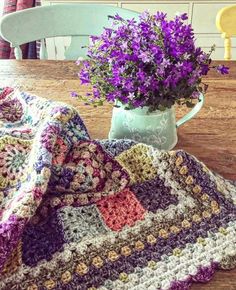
[216,5,236,60]
[0,4,139,60]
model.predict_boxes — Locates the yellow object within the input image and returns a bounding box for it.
[43,279,56,290]
[216,5,236,60]
[92,256,104,268]
[173,248,182,257]
[119,272,129,283]
[135,240,145,251]
[121,246,132,256]
[107,250,119,262]
[61,271,72,284]
[75,262,88,275]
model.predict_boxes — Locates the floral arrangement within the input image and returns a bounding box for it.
[74,11,229,112]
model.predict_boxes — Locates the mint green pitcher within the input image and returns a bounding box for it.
[108,94,204,150]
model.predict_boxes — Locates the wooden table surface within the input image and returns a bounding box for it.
[0,60,236,290]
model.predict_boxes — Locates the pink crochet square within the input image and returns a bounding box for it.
[96,188,146,231]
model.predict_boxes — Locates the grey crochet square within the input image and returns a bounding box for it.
[57,205,109,243]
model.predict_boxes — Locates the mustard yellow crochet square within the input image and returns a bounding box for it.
[116,144,157,183]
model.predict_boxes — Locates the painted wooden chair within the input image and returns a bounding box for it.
[0,4,139,60]
[216,5,236,60]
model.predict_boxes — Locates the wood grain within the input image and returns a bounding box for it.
[0,60,235,289]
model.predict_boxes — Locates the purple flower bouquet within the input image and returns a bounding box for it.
[76,11,228,112]
[73,11,229,149]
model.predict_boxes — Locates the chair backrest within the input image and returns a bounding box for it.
[0,4,139,60]
[216,5,236,60]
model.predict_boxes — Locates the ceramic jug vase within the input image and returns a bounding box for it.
[108,94,204,150]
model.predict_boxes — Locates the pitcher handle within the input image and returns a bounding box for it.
[176,94,204,128]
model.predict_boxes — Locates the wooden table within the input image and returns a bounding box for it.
[0,60,236,290]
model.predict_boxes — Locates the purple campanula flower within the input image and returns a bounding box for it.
[154,11,167,21]
[80,69,90,85]
[107,92,116,102]
[127,18,137,26]
[90,35,99,43]
[120,42,128,50]
[139,51,152,63]
[71,91,78,98]
[93,90,100,99]
[216,64,229,75]
[191,91,201,99]
[109,13,124,22]
[137,70,146,82]
[139,10,150,21]
[180,13,188,20]
[201,64,210,75]
[127,92,135,100]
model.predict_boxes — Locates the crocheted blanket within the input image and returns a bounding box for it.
[0,87,235,290]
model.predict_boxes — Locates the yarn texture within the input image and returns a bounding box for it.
[0,87,236,290]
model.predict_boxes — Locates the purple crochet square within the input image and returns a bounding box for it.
[22,211,65,267]
[131,176,178,213]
